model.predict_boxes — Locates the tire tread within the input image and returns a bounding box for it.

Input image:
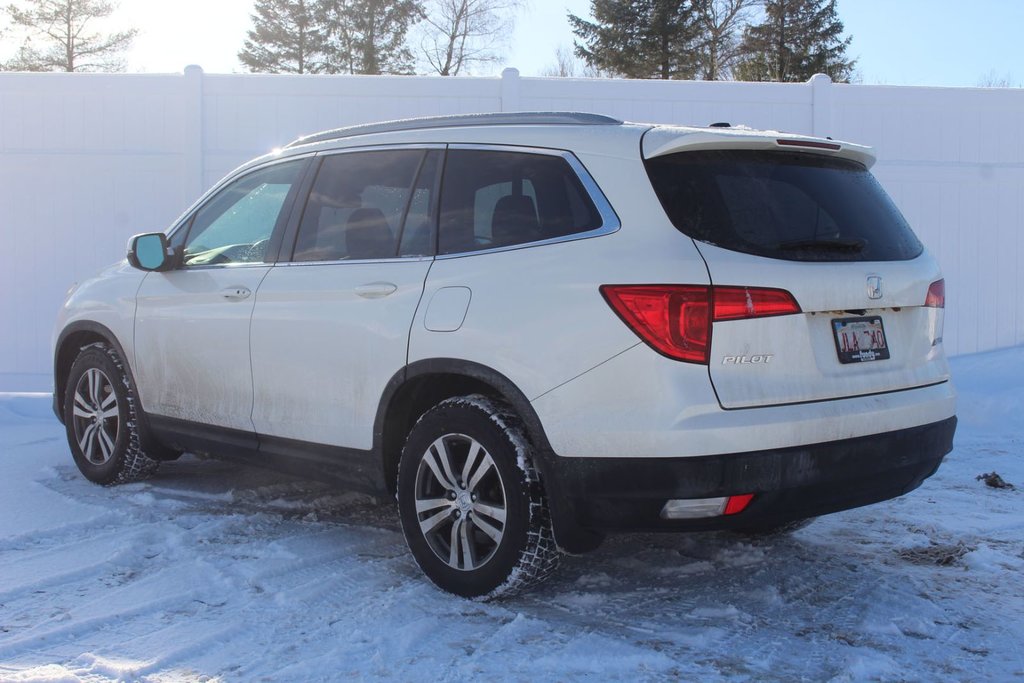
[67,343,159,485]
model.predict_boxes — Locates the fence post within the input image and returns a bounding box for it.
[810,73,833,138]
[183,64,205,203]
[500,68,521,112]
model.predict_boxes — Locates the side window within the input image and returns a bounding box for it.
[292,149,435,262]
[183,160,305,267]
[438,149,603,255]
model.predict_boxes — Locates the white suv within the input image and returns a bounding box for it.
[52,113,957,598]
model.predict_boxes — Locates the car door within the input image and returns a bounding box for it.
[133,158,310,432]
[249,147,441,451]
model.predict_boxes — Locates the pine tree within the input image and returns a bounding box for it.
[735,0,855,82]
[239,0,328,74]
[569,0,702,80]
[3,0,137,72]
[322,0,421,75]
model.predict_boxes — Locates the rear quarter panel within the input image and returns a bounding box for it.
[408,148,712,402]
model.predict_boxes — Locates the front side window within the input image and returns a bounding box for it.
[292,149,436,262]
[183,160,305,267]
[438,149,603,255]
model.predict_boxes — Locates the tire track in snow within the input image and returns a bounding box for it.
[0,578,203,663]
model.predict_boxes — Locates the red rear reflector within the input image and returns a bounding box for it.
[600,285,711,363]
[723,494,754,515]
[601,285,801,364]
[925,279,945,308]
[713,287,802,321]
[777,138,842,151]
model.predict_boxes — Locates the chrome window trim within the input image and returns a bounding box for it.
[435,144,621,260]
[314,142,447,157]
[170,263,273,271]
[276,255,435,268]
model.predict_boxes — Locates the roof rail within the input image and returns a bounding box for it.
[284,112,623,148]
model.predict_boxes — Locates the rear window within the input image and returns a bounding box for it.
[644,150,923,262]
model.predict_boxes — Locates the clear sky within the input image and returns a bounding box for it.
[14,0,1024,87]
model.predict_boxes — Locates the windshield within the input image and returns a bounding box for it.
[644,150,923,262]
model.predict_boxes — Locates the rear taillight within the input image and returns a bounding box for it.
[601,285,801,364]
[925,279,945,308]
[600,285,711,363]
[712,286,802,321]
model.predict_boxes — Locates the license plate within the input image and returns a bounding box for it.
[832,316,890,364]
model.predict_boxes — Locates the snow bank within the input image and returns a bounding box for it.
[0,349,1020,680]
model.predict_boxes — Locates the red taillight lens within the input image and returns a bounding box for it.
[713,286,802,321]
[723,493,754,515]
[600,285,711,363]
[776,138,842,151]
[925,279,945,308]
[600,285,801,364]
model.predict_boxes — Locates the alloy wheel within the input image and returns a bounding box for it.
[413,433,507,571]
[71,367,120,465]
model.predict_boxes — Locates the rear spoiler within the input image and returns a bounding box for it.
[642,127,876,168]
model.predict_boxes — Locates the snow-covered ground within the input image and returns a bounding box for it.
[0,350,1021,682]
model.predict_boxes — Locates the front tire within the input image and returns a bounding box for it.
[397,395,560,599]
[63,343,160,485]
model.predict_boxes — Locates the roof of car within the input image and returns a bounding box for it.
[279,111,874,166]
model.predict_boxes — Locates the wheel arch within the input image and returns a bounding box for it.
[374,359,556,498]
[53,321,134,424]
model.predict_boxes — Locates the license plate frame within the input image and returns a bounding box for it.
[831,316,890,364]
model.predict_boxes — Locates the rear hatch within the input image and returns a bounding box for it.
[642,127,949,409]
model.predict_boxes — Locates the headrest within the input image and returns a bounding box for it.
[346,207,393,259]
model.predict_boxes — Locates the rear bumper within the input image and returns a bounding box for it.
[545,416,956,533]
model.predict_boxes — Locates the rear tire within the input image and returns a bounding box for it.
[63,343,160,485]
[397,395,560,599]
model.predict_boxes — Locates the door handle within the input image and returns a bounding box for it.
[222,286,252,301]
[355,282,398,299]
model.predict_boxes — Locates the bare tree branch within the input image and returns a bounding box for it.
[3,0,136,72]
[693,0,760,80]
[417,0,523,76]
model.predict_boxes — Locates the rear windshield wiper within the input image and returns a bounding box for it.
[777,238,865,253]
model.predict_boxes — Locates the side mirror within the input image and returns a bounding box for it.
[127,233,171,272]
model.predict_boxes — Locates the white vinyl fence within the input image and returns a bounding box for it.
[2,67,1022,390]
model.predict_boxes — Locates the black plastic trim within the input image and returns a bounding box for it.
[374,358,555,455]
[259,433,381,493]
[148,415,259,459]
[147,416,381,494]
[718,379,949,411]
[548,416,957,532]
[52,321,134,422]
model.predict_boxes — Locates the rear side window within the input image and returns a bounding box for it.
[438,149,602,255]
[644,150,923,262]
[292,149,436,262]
